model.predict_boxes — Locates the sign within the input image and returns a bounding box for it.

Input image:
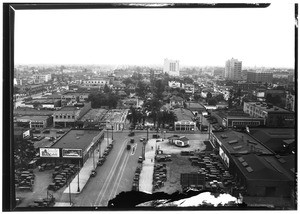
[219,147,229,167]
[62,149,82,158]
[23,130,30,138]
[39,148,60,158]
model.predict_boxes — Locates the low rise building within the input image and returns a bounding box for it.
[243,102,295,128]
[173,108,196,131]
[212,110,264,128]
[248,127,295,154]
[14,115,52,129]
[186,102,206,115]
[82,79,108,89]
[170,96,184,108]
[53,102,91,128]
[209,129,295,204]
[40,129,105,166]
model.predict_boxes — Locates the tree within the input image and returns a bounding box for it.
[215,94,224,102]
[14,86,20,95]
[103,84,111,94]
[14,139,36,169]
[207,98,218,106]
[122,77,133,86]
[183,77,194,84]
[135,81,147,98]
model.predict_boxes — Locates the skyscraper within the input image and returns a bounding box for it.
[225,58,242,80]
[163,58,180,76]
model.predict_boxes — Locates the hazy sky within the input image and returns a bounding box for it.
[15,2,295,68]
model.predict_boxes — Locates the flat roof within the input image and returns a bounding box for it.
[62,91,90,96]
[173,108,194,121]
[186,102,206,110]
[246,102,291,113]
[232,153,294,181]
[15,115,49,121]
[79,109,108,122]
[52,129,102,150]
[102,109,128,123]
[14,108,54,116]
[213,130,273,155]
[56,106,78,112]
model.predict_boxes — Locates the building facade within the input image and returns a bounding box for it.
[164,59,180,76]
[225,58,242,81]
[247,71,273,83]
[53,102,91,128]
[243,102,295,127]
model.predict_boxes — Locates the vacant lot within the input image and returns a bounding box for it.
[153,134,213,194]
[153,154,200,194]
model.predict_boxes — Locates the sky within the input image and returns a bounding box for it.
[14,2,296,68]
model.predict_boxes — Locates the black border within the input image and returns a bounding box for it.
[3,2,297,211]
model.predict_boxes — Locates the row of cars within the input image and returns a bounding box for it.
[15,169,35,191]
[152,163,167,191]
[91,143,114,177]
[47,164,78,191]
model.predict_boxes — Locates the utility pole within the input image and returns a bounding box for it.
[147,126,149,141]
[77,159,80,192]
[111,125,114,141]
[106,128,109,147]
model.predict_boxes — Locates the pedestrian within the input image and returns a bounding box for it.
[151,159,153,162]
[151,146,153,150]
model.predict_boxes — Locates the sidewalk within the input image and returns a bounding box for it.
[63,138,112,194]
[139,139,157,193]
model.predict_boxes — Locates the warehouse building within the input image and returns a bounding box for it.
[209,129,295,204]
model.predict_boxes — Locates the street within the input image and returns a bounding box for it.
[71,131,145,207]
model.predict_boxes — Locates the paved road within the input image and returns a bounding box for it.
[71,131,146,207]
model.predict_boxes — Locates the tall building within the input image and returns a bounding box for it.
[163,58,180,76]
[247,71,273,83]
[225,58,242,80]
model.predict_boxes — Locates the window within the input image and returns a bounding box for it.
[72,115,75,119]
[64,115,66,119]
[60,115,62,119]
[55,115,58,118]
[68,115,70,119]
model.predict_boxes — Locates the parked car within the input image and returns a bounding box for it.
[128,131,135,136]
[127,145,131,150]
[90,170,97,177]
[130,138,135,144]
[140,137,146,142]
[42,129,50,134]
[138,156,143,163]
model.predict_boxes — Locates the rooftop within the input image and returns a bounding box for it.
[55,106,79,112]
[213,130,273,155]
[172,108,194,122]
[232,153,294,181]
[52,129,103,150]
[249,128,295,152]
[101,109,128,123]
[170,95,184,102]
[14,108,54,116]
[186,102,206,110]
[15,115,50,121]
[79,109,108,122]
[62,91,90,96]
[246,102,291,113]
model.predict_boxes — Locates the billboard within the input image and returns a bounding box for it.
[39,148,60,158]
[23,130,30,138]
[219,147,229,167]
[62,149,82,158]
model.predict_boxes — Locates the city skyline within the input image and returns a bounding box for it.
[15,3,295,68]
